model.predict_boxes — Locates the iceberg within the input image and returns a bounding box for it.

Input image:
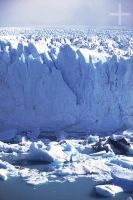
[95,184,123,197]
[24,142,54,163]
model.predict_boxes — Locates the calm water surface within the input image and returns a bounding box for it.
[0,176,131,200]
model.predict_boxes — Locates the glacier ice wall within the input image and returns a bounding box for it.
[0,37,133,134]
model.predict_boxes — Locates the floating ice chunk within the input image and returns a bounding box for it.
[48,143,67,162]
[112,166,133,192]
[20,168,48,185]
[0,160,7,169]
[25,142,54,163]
[0,160,18,179]
[76,145,85,153]
[102,152,115,158]
[110,157,133,169]
[87,135,99,143]
[123,130,133,140]
[95,184,123,197]
[27,173,48,185]
[64,176,76,183]
[64,142,78,153]
[80,145,92,154]
[56,162,86,176]
[89,150,106,156]
[72,162,92,175]
[110,134,130,141]
[56,167,74,176]
[51,159,64,170]
[0,140,27,153]
[0,169,8,181]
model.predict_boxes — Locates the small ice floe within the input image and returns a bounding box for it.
[0,160,18,180]
[87,135,99,143]
[63,141,78,153]
[48,142,68,162]
[24,142,54,163]
[95,184,123,197]
[0,141,18,154]
[19,168,48,185]
[63,141,79,161]
[123,129,133,140]
[0,169,8,181]
[111,165,133,192]
[0,160,16,172]
[89,150,107,156]
[0,160,8,169]
[89,150,115,159]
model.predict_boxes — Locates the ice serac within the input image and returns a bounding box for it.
[0,39,133,133]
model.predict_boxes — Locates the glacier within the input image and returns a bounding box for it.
[0,27,133,134]
[0,27,133,198]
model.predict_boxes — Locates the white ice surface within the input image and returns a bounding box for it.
[0,28,133,133]
[95,184,123,197]
[0,169,8,181]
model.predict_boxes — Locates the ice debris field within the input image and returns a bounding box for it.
[0,27,133,198]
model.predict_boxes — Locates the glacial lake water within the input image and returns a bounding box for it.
[0,176,131,200]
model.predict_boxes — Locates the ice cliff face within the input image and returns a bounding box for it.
[0,30,133,133]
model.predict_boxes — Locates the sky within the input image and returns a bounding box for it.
[0,0,133,26]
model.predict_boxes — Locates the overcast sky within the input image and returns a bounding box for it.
[0,0,133,26]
